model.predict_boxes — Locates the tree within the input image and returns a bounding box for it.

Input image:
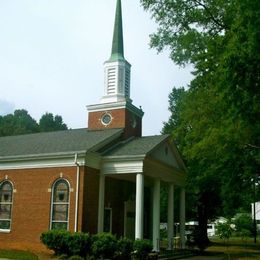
[0,110,68,137]
[0,109,38,136]
[141,0,260,245]
[39,113,67,132]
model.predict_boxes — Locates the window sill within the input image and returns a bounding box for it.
[0,229,11,233]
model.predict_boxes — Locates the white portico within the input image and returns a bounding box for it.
[95,135,187,251]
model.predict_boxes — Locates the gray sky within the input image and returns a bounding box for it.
[0,0,193,136]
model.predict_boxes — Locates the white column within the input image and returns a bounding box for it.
[152,178,160,252]
[135,173,144,239]
[180,188,186,248]
[167,184,174,250]
[97,174,105,233]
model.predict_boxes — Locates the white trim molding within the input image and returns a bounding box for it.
[0,154,86,170]
[101,156,144,175]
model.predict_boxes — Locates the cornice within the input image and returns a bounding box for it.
[87,101,144,118]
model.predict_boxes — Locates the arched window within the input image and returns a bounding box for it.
[50,179,70,230]
[0,181,13,231]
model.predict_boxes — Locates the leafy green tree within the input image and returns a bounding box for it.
[39,113,67,132]
[0,110,68,137]
[141,0,260,245]
[0,109,38,136]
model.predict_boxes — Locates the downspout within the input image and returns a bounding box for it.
[74,153,80,232]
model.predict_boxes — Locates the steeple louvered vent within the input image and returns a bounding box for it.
[107,68,116,95]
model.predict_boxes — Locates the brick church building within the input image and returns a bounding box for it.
[0,0,186,252]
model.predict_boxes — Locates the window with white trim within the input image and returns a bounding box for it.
[0,181,13,232]
[50,179,70,230]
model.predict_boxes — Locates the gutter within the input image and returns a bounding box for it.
[74,153,80,232]
[0,150,87,162]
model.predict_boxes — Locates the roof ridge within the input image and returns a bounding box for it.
[0,127,126,139]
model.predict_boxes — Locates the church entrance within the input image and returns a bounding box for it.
[124,200,135,239]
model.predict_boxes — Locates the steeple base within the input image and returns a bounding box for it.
[87,101,144,138]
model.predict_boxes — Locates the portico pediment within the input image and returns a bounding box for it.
[148,140,185,172]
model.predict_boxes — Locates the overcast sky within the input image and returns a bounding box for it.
[0,0,193,136]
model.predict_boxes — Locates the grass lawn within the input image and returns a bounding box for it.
[0,249,38,260]
[206,237,260,259]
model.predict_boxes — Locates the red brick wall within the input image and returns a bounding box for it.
[88,108,142,138]
[0,166,79,251]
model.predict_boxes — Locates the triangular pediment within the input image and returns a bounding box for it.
[149,139,185,172]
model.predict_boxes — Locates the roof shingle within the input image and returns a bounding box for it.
[0,128,122,158]
[103,134,169,157]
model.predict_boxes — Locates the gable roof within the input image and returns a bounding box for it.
[102,134,186,172]
[0,128,123,160]
[103,134,169,157]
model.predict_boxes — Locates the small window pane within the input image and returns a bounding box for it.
[52,222,67,230]
[52,205,68,221]
[0,183,12,203]
[54,182,69,202]
[0,220,10,230]
[0,204,11,219]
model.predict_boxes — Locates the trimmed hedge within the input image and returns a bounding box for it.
[40,230,91,257]
[133,239,153,260]
[41,230,153,259]
[116,237,133,260]
[40,230,70,256]
[91,233,117,259]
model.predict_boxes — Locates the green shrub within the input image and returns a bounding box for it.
[40,230,70,255]
[41,230,91,257]
[233,213,254,237]
[115,237,133,260]
[67,232,91,257]
[133,239,153,260]
[91,233,117,259]
[216,221,234,241]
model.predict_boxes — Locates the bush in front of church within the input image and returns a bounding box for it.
[41,230,154,259]
[132,239,153,260]
[115,237,134,260]
[41,230,71,256]
[40,230,91,258]
[91,232,118,259]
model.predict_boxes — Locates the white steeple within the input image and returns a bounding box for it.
[101,0,132,104]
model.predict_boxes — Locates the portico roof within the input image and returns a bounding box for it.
[103,134,169,157]
[100,134,187,186]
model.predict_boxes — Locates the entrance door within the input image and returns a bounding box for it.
[124,200,135,239]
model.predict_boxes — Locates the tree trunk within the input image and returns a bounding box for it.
[196,204,210,251]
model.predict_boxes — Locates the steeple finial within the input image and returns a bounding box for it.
[110,0,124,61]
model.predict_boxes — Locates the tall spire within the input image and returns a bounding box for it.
[110,0,124,61]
